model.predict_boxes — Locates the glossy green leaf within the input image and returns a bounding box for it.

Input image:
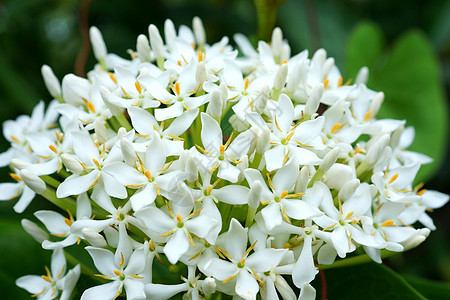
[315,262,426,299]
[345,22,448,182]
[404,275,450,300]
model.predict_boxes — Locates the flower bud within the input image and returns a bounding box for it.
[82,228,107,247]
[274,63,288,91]
[255,128,270,155]
[219,82,228,103]
[366,134,390,165]
[389,125,404,150]
[295,166,310,194]
[62,74,90,106]
[94,118,107,144]
[298,283,316,300]
[282,43,291,62]
[322,57,335,78]
[254,86,269,114]
[193,16,206,47]
[21,219,49,243]
[304,83,323,116]
[186,156,199,182]
[286,60,308,96]
[275,275,297,300]
[323,163,355,190]
[61,154,83,175]
[248,180,262,209]
[319,147,340,172]
[369,92,384,117]
[137,34,151,62]
[202,277,216,296]
[10,158,30,170]
[100,86,123,116]
[20,169,46,194]
[338,179,360,201]
[164,19,176,51]
[41,65,61,99]
[229,115,249,132]
[120,138,136,166]
[312,49,326,67]
[196,61,207,86]
[401,228,430,251]
[356,66,369,84]
[89,26,107,61]
[206,89,223,120]
[271,27,283,62]
[149,24,165,60]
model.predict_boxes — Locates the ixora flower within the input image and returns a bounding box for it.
[2,17,448,300]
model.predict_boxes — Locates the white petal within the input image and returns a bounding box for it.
[261,203,282,231]
[272,161,299,194]
[217,161,241,183]
[292,117,324,143]
[81,281,122,300]
[331,226,349,258]
[155,102,184,121]
[145,132,167,174]
[298,283,316,300]
[34,210,69,235]
[163,108,199,136]
[235,270,259,300]
[138,74,172,101]
[145,283,188,300]
[130,184,157,212]
[135,207,174,234]
[246,248,287,272]
[274,94,294,134]
[289,146,322,165]
[203,258,237,281]
[201,112,222,153]
[128,106,158,135]
[264,145,285,172]
[283,199,323,220]
[101,172,127,199]
[56,171,100,198]
[16,275,48,294]
[217,218,248,260]
[211,185,249,205]
[115,222,133,267]
[85,246,117,277]
[76,193,92,219]
[185,216,216,238]
[72,132,100,165]
[42,234,78,250]
[13,186,36,213]
[164,229,190,264]
[0,182,21,200]
[51,248,67,277]
[103,162,146,186]
[292,236,318,287]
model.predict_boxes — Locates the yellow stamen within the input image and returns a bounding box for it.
[252,268,263,284]
[374,203,384,216]
[113,287,122,300]
[198,51,204,62]
[159,161,174,172]
[414,182,425,192]
[149,240,155,251]
[49,145,58,153]
[280,190,288,199]
[208,163,219,173]
[168,134,185,141]
[381,220,394,227]
[283,150,290,166]
[135,81,142,94]
[165,201,175,218]
[348,232,352,249]
[266,174,275,190]
[129,274,144,279]
[282,207,291,223]
[160,230,175,237]
[345,211,354,220]
[285,131,294,141]
[10,173,22,181]
[215,246,233,261]
[186,231,195,246]
[31,288,46,297]
[363,110,372,122]
[176,214,182,223]
[224,132,234,148]
[144,170,152,181]
[45,266,51,278]
[121,87,132,98]
[109,72,118,84]
[92,158,101,168]
[57,264,66,279]
[41,275,52,283]
[296,141,313,148]
[388,173,399,184]
[338,76,343,87]
[281,59,287,64]
[243,240,258,257]
[87,101,96,113]
[222,273,238,284]
[286,192,305,198]
[244,77,249,91]
[183,102,192,111]
[190,42,195,49]
[155,183,161,195]
[323,223,337,231]
[260,200,272,205]
[64,218,72,227]
[214,247,226,259]
[87,176,100,191]
[323,78,329,88]
[417,189,427,196]
[10,135,20,143]
[94,139,100,148]
[195,144,211,154]
[125,184,144,188]
[352,145,365,155]
[274,115,282,132]
[135,133,149,138]
[188,207,203,219]
[331,123,341,134]
[219,145,225,156]
[174,82,181,96]
[177,60,182,66]
[119,252,125,268]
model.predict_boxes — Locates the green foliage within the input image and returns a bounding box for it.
[345,22,449,183]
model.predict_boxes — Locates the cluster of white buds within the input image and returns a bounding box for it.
[1,17,448,300]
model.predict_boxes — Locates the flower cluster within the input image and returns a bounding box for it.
[2,17,448,300]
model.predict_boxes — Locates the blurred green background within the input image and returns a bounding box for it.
[0,0,449,298]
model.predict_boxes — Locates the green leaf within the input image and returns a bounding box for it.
[404,275,450,300]
[0,220,51,299]
[345,23,449,182]
[315,262,426,299]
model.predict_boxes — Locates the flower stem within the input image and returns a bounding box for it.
[254,0,285,42]
[245,206,256,227]
[318,250,397,270]
[40,187,77,214]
